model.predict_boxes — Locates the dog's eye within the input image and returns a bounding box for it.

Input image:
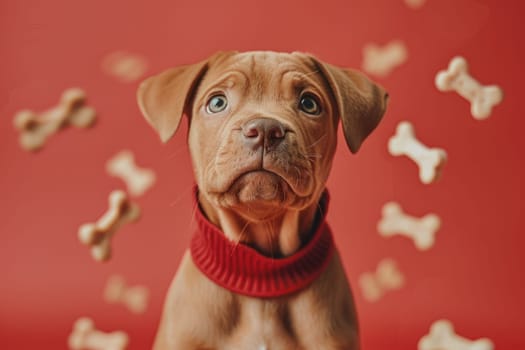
[299,94,321,115]
[206,95,228,114]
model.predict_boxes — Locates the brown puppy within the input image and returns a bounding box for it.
[138,51,388,350]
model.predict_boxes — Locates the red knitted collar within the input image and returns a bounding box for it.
[190,189,335,298]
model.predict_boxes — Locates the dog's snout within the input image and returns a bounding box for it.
[242,118,286,151]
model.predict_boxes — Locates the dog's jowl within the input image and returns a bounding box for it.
[137,51,388,350]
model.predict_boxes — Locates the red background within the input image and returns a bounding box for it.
[1,0,524,349]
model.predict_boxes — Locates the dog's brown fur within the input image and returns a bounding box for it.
[138,51,388,350]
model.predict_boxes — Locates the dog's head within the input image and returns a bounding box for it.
[138,51,388,221]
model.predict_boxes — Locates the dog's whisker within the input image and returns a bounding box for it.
[305,152,323,159]
[187,199,200,236]
[165,145,189,160]
[189,189,202,224]
[306,133,328,149]
[292,166,301,190]
[264,222,276,260]
[169,184,195,208]
[230,221,250,257]
[317,199,325,220]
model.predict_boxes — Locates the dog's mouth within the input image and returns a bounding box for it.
[229,169,288,201]
[208,161,314,213]
[217,169,299,217]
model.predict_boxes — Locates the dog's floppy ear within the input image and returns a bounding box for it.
[313,59,389,153]
[137,51,234,142]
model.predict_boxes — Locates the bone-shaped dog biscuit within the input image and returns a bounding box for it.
[362,40,408,77]
[435,56,503,120]
[359,258,404,302]
[13,88,96,151]
[104,275,149,314]
[378,201,440,250]
[106,150,156,197]
[418,319,494,350]
[68,317,129,350]
[78,190,140,262]
[388,121,447,184]
[102,51,148,82]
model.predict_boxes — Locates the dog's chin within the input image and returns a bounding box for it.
[233,170,287,203]
[214,170,302,220]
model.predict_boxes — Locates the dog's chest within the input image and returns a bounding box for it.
[223,298,297,350]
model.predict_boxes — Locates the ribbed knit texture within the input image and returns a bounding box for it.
[190,190,335,298]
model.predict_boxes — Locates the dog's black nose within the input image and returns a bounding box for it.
[242,118,286,151]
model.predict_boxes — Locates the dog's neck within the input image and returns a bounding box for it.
[198,192,320,257]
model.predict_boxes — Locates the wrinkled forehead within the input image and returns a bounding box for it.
[231,51,315,70]
[199,52,326,96]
